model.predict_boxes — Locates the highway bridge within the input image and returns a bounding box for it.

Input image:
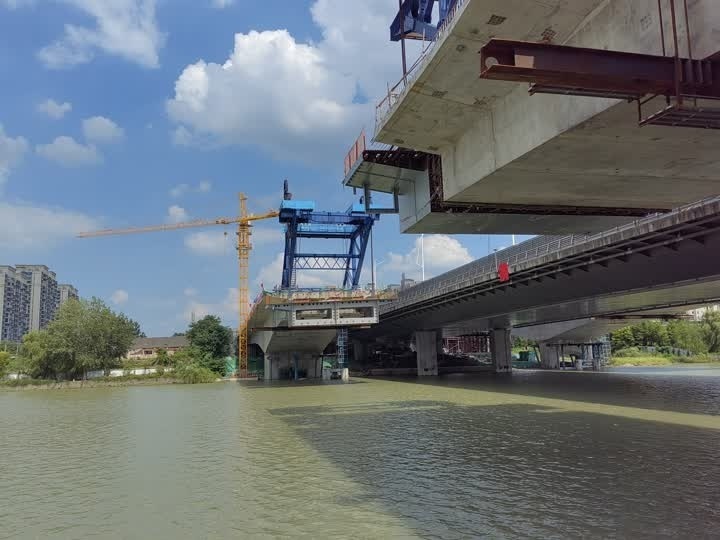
[353,197,720,374]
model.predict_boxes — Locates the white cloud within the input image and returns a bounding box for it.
[383,235,474,281]
[36,99,72,119]
[0,125,29,188]
[82,116,124,143]
[170,180,212,198]
[37,0,163,69]
[166,0,406,163]
[0,201,99,249]
[110,289,129,305]
[170,183,189,198]
[1,0,34,8]
[184,231,232,256]
[185,227,282,257]
[184,287,238,325]
[184,287,197,297]
[212,0,233,7]
[255,252,343,291]
[36,136,101,166]
[167,205,188,223]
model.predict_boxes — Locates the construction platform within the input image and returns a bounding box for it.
[248,289,394,381]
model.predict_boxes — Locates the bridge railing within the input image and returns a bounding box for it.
[375,0,468,129]
[387,196,720,313]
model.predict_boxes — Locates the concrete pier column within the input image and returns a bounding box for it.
[415,330,439,376]
[539,343,560,370]
[491,328,512,374]
[263,353,274,381]
[352,340,368,368]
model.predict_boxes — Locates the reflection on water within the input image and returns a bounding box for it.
[1,370,719,539]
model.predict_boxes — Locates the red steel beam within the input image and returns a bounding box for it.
[480,39,720,99]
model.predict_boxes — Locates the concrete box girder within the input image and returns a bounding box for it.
[375,0,720,218]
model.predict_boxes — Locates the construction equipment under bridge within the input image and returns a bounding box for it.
[247,188,393,381]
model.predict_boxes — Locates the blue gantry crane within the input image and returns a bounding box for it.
[279,180,378,290]
[390,0,459,42]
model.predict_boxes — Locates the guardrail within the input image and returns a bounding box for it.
[375,0,468,129]
[386,196,720,313]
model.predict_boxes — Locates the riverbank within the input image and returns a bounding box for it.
[608,355,720,367]
[0,374,223,391]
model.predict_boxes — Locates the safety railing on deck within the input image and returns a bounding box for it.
[386,196,720,313]
[375,0,468,129]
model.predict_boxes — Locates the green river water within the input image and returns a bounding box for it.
[1,368,720,539]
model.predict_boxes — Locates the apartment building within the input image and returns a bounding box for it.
[0,267,31,342]
[0,265,78,342]
[59,284,79,305]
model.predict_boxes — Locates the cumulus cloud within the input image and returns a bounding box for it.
[184,231,232,256]
[36,136,101,166]
[185,227,282,257]
[170,180,212,197]
[255,252,344,291]
[166,0,406,163]
[184,287,238,325]
[37,0,164,69]
[36,99,72,119]
[383,235,474,281]
[0,125,29,188]
[110,289,129,305]
[0,201,99,249]
[167,205,188,223]
[1,0,34,8]
[82,116,124,143]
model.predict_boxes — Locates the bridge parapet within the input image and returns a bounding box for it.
[386,196,720,314]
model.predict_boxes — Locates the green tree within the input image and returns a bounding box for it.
[153,348,173,367]
[632,320,669,347]
[0,351,10,378]
[15,298,139,379]
[701,310,720,353]
[667,320,707,354]
[611,326,636,350]
[187,316,232,360]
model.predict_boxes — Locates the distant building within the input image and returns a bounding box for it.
[59,284,79,305]
[0,265,77,342]
[0,267,31,343]
[400,273,417,291]
[126,336,189,359]
[15,265,59,332]
[689,305,720,321]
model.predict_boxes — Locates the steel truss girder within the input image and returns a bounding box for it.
[280,207,376,290]
[480,39,720,100]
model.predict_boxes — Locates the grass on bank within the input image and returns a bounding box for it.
[1,363,219,388]
[609,347,720,367]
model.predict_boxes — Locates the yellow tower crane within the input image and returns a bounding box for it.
[78,193,279,378]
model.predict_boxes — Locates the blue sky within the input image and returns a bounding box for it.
[0,0,524,336]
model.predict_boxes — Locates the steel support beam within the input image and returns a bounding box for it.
[480,39,720,100]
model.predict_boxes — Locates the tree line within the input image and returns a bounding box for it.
[610,311,720,354]
[2,299,235,383]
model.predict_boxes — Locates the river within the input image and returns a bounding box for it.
[2,368,719,539]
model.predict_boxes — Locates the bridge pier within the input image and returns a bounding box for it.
[491,328,512,374]
[415,331,439,376]
[352,340,368,368]
[539,343,560,369]
[262,352,322,381]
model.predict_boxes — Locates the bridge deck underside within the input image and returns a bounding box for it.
[373,207,720,335]
[376,0,720,216]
